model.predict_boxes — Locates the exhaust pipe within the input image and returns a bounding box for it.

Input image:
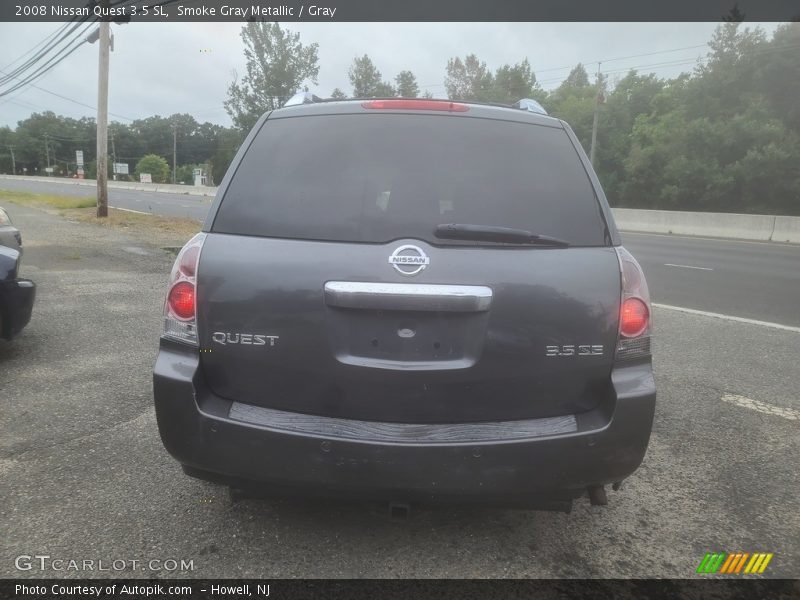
[588,484,608,506]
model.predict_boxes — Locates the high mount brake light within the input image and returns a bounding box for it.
[163,233,205,345]
[615,247,652,360]
[361,99,469,112]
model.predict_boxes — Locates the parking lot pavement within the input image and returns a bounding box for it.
[1,204,798,579]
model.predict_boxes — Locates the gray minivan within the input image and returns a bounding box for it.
[153,97,655,511]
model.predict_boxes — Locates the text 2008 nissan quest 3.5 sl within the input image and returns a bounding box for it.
[153,95,655,512]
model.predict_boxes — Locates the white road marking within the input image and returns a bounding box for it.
[653,304,800,333]
[622,231,800,248]
[663,263,714,271]
[109,206,150,215]
[721,394,799,421]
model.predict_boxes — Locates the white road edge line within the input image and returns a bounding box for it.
[653,303,800,333]
[110,206,151,215]
[663,263,714,271]
[621,231,800,248]
[721,394,798,421]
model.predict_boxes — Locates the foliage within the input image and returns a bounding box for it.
[134,154,170,183]
[395,71,420,98]
[224,22,320,131]
[348,55,396,97]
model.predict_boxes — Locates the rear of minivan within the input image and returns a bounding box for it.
[153,99,655,510]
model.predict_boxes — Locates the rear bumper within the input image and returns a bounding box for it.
[1,278,35,340]
[153,340,655,506]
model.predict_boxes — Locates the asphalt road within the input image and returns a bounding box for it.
[1,202,798,579]
[2,177,799,328]
[0,177,212,221]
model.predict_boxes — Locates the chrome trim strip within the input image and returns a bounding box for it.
[324,281,492,312]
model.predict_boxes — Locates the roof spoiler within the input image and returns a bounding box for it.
[513,98,548,115]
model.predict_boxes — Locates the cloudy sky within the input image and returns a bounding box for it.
[0,22,780,128]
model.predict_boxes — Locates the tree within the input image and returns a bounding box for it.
[444,54,494,101]
[395,70,419,98]
[225,23,320,131]
[135,154,170,183]
[330,88,347,100]
[492,59,545,104]
[348,55,394,97]
[210,128,245,185]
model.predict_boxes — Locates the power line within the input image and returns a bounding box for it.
[0,26,93,97]
[0,23,71,72]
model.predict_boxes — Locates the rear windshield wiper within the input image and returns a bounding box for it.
[434,223,570,247]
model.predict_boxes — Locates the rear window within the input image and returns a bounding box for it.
[212,113,609,246]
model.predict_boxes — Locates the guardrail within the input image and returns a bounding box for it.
[0,174,216,197]
[611,208,800,243]
[1,175,798,243]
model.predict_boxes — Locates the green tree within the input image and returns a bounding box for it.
[348,55,395,97]
[210,128,245,185]
[135,154,170,183]
[395,70,419,98]
[492,59,545,104]
[225,23,320,131]
[444,54,494,101]
[330,87,347,100]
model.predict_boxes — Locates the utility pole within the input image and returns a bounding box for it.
[110,128,117,181]
[44,134,52,175]
[96,19,111,217]
[171,122,177,184]
[589,62,602,166]
[7,145,15,175]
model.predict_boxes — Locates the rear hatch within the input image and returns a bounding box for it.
[198,108,620,423]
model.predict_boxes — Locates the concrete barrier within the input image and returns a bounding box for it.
[610,208,797,243]
[0,174,217,197]
[771,216,800,244]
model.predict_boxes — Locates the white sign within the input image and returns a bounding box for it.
[45,167,54,173]
[139,173,152,183]
[75,150,84,167]
[113,162,129,175]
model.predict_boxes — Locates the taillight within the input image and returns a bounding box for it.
[620,297,649,337]
[163,233,205,345]
[168,281,195,320]
[361,99,469,112]
[615,247,652,361]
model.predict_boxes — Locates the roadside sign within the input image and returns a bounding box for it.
[139,173,152,183]
[113,162,129,175]
[45,167,54,173]
[75,150,84,167]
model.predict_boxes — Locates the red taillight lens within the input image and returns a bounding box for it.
[168,281,195,320]
[620,297,649,338]
[361,99,469,112]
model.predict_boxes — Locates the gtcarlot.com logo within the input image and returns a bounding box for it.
[15,554,195,572]
[696,552,773,575]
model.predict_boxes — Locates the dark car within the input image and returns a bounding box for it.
[0,207,23,252]
[153,97,655,511]
[1,244,35,340]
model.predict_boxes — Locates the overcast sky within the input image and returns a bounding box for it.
[0,22,781,128]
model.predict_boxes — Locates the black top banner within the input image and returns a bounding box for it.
[0,0,798,22]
